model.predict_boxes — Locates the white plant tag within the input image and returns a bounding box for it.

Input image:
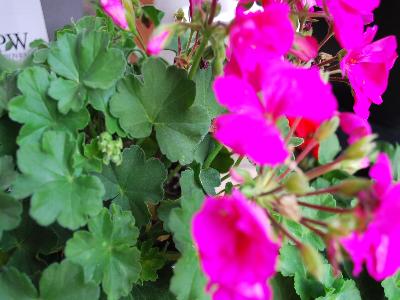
[0,0,48,61]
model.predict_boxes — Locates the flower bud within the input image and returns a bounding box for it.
[276,195,301,222]
[147,27,173,55]
[174,8,185,21]
[314,117,339,142]
[343,135,376,161]
[328,214,357,236]
[284,172,309,194]
[336,178,372,197]
[300,243,324,281]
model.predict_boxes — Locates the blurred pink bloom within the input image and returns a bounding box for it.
[322,0,380,49]
[339,112,372,144]
[147,29,171,55]
[192,191,280,300]
[230,3,294,72]
[100,0,128,30]
[213,61,337,165]
[341,26,398,119]
[214,114,288,166]
[290,35,319,62]
[341,153,400,280]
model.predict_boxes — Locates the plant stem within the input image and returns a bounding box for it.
[265,210,302,246]
[297,200,353,214]
[279,139,319,181]
[317,55,338,67]
[285,117,301,145]
[167,164,182,182]
[204,143,223,169]
[208,0,218,25]
[305,157,343,180]
[301,217,328,227]
[188,32,210,80]
[300,220,327,237]
[296,186,339,197]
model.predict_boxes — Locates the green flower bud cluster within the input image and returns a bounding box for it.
[98,132,123,166]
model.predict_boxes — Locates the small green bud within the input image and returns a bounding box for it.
[336,178,372,197]
[315,117,339,142]
[328,214,357,236]
[284,172,310,194]
[343,135,376,160]
[276,195,301,222]
[300,244,324,281]
[174,8,185,21]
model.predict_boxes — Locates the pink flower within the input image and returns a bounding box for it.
[290,35,319,62]
[192,191,280,300]
[340,26,398,119]
[341,153,400,280]
[339,112,372,144]
[100,0,128,30]
[213,61,337,165]
[230,3,294,72]
[147,29,172,55]
[214,114,288,166]
[322,0,380,49]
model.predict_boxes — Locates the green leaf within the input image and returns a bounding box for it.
[382,271,400,300]
[0,155,17,190]
[142,6,165,27]
[139,241,166,282]
[47,31,126,113]
[0,267,38,300]
[199,168,220,195]
[88,87,126,137]
[15,131,104,230]
[0,72,18,117]
[166,170,204,253]
[319,133,341,164]
[165,170,209,300]
[66,204,141,300]
[130,269,176,300]
[0,205,70,276]
[0,261,100,300]
[316,280,361,300]
[0,192,22,239]
[39,261,100,300]
[279,243,306,277]
[48,78,87,114]
[110,58,210,164]
[8,67,89,146]
[194,69,224,119]
[97,145,167,227]
[170,250,209,300]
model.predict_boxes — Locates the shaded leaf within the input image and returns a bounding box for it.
[66,204,141,300]
[15,131,104,230]
[47,31,125,113]
[8,67,89,145]
[110,58,210,164]
[97,145,166,227]
[0,192,22,239]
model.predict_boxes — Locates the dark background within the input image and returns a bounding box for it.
[317,1,400,143]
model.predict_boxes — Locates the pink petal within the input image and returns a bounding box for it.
[100,0,128,30]
[370,153,393,197]
[261,63,338,123]
[339,112,371,144]
[214,113,288,166]
[213,75,264,114]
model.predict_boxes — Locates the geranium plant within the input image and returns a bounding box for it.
[0,0,399,299]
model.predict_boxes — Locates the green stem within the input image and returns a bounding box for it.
[204,143,223,169]
[188,32,210,80]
